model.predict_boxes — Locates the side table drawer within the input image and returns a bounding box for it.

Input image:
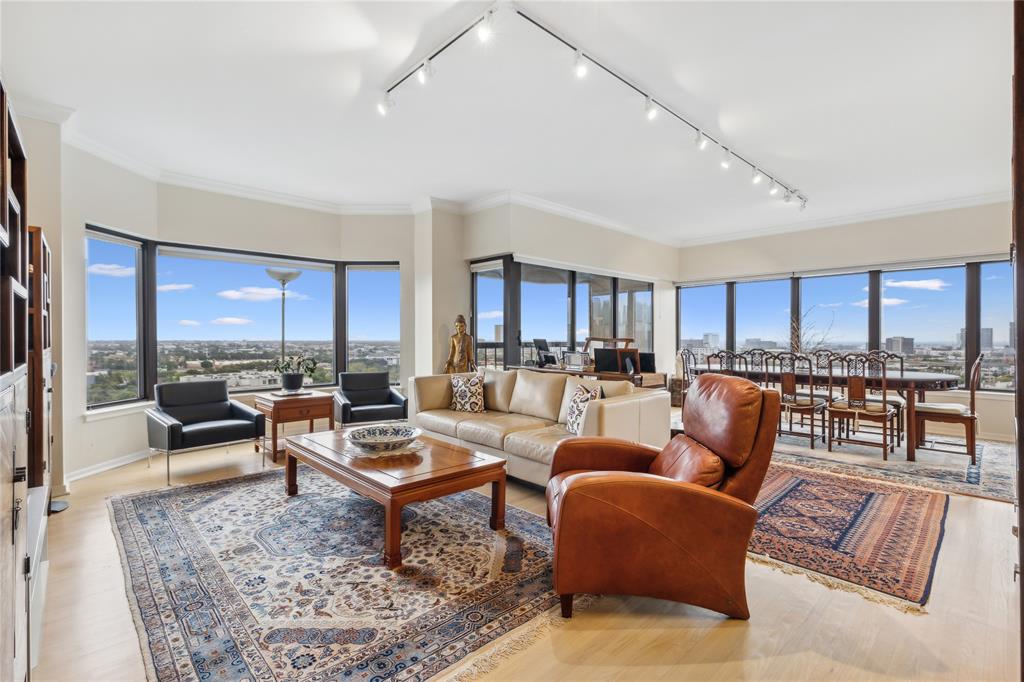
[276,403,329,422]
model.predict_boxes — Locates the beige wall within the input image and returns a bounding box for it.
[413,206,470,375]
[678,201,1012,282]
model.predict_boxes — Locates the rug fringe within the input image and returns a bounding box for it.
[746,552,926,615]
[441,595,596,682]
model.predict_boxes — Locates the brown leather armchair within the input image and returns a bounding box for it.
[546,373,781,620]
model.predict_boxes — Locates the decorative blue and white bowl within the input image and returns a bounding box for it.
[347,424,422,453]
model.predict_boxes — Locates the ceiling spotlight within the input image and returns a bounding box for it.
[751,168,763,184]
[720,148,732,170]
[574,50,588,79]
[477,12,493,42]
[416,60,434,85]
[644,96,658,121]
[694,130,708,151]
[376,92,394,117]
[799,195,808,211]
[783,189,793,203]
[768,179,779,195]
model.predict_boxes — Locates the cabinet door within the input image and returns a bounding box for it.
[0,385,16,682]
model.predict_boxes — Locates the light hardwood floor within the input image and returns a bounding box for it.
[35,421,1020,681]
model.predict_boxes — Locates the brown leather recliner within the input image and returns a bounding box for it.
[546,373,781,620]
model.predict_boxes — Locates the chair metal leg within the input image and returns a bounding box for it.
[147,449,153,468]
[166,450,171,486]
[259,438,265,469]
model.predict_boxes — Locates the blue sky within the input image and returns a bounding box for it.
[87,238,400,341]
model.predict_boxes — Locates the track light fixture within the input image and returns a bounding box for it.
[376,92,394,117]
[644,96,658,121]
[574,50,588,79]
[416,60,434,85]
[477,11,494,42]
[375,2,807,209]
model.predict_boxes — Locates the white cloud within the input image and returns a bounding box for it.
[88,263,135,278]
[217,286,309,302]
[478,310,503,320]
[178,319,201,327]
[211,317,253,326]
[852,297,908,308]
[985,275,1002,281]
[158,283,194,293]
[816,302,844,308]
[576,328,590,337]
[883,278,949,291]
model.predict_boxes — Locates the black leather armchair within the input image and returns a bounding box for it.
[146,380,265,485]
[334,372,407,424]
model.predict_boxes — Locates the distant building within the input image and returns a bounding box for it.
[494,324,503,343]
[981,327,994,351]
[702,333,720,350]
[885,336,915,355]
[957,327,966,350]
[1011,322,1016,349]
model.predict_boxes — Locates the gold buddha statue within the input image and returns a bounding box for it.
[443,314,478,374]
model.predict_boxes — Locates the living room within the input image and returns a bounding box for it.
[0,1,1020,680]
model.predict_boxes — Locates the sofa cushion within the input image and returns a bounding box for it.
[509,370,567,422]
[416,408,482,437]
[451,374,485,412]
[649,434,724,488]
[557,376,633,423]
[504,423,576,465]
[180,419,257,449]
[349,404,405,423]
[455,413,553,450]
[482,369,517,412]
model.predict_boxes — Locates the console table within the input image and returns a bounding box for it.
[254,390,334,462]
[506,365,667,388]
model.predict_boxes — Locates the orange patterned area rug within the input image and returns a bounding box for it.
[751,463,949,611]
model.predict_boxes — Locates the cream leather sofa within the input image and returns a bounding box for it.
[408,369,671,486]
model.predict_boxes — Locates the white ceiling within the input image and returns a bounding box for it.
[2,1,1012,246]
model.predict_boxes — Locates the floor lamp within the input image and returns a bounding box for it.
[265,268,302,362]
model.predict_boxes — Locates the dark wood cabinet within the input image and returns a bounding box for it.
[28,227,52,490]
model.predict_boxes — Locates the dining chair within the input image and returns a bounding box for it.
[826,353,898,459]
[867,349,907,445]
[706,350,747,376]
[776,352,827,448]
[913,354,984,465]
[743,348,774,387]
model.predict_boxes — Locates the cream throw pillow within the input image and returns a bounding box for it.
[450,374,485,413]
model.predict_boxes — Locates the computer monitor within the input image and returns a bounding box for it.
[594,348,619,372]
[639,352,656,373]
[533,338,550,352]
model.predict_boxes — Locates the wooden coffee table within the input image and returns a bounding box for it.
[284,430,506,569]
[255,390,334,463]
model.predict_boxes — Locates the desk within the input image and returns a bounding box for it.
[693,367,959,461]
[507,365,667,388]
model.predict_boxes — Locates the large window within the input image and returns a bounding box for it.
[881,266,966,384]
[156,248,334,389]
[616,278,653,352]
[800,273,869,352]
[347,265,400,384]
[86,233,142,406]
[520,264,570,362]
[473,262,505,369]
[678,284,726,355]
[736,279,790,351]
[981,261,1015,390]
[575,273,613,350]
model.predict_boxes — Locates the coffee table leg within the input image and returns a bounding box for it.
[490,472,506,531]
[384,502,403,569]
[285,453,298,496]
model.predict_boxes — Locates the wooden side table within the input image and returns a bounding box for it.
[254,390,335,463]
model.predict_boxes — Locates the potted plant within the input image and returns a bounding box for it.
[273,355,318,391]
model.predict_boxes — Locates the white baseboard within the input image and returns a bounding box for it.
[66,449,152,483]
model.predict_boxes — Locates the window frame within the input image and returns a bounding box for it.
[674,256,1014,393]
[85,224,399,409]
[85,227,145,409]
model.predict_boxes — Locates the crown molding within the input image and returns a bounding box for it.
[62,128,162,180]
[675,190,1012,248]
[411,197,463,215]
[11,94,76,125]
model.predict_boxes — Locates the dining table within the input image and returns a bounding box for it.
[692,365,961,461]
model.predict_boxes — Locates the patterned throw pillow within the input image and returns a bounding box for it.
[451,374,485,413]
[565,384,601,435]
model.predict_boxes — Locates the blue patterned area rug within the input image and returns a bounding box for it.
[108,469,564,681]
